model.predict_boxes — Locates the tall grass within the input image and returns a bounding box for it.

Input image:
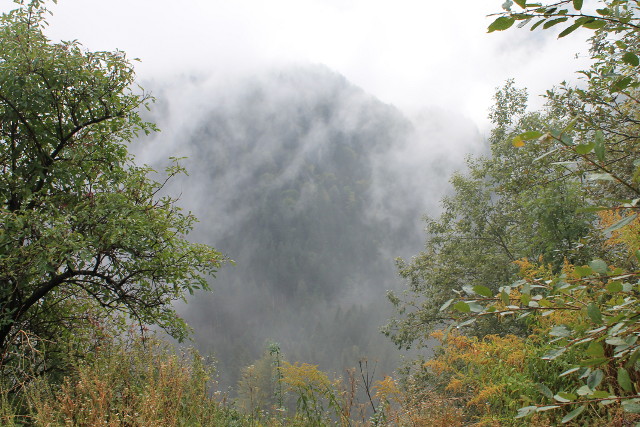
[1,333,249,426]
[1,331,463,426]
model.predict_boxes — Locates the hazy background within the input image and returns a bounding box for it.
[133,66,483,387]
[1,0,596,389]
[38,0,592,132]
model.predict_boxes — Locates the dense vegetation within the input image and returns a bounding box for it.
[2,0,640,425]
[386,0,640,424]
[0,0,224,394]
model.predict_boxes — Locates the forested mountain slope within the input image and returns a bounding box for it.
[136,65,482,387]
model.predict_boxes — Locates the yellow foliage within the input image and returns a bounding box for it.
[24,336,226,426]
[424,359,450,375]
[467,384,505,409]
[599,209,640,254]
[445,378,465,393]
[430,329,445,341]
[430,331,527,374]
[513,257,554,280]
[279,361,331,392]
[373,376,400,403]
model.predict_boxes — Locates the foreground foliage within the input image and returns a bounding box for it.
[0,0,223,384]
[1,332,437,426]
[1,333,251,426]
[387,0,640,424]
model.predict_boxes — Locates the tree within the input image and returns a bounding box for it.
[383,81,594,349]
[0,0,223,379]
[431,0,640,423]
[489,0,640,210]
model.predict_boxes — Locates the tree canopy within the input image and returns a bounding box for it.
[386,0,640,424]
[0,0,223,380]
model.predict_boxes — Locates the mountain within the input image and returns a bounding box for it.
[134,64,482,388]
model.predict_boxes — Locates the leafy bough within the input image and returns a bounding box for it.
[445,257,640,422]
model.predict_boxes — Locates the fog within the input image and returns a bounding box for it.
[129,64,482,388]
[38,0,591,132]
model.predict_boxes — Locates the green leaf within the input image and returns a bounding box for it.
[488,16,516,32]
[513,0,526,7]
[606,337,628,346]
[587,303,603,325]
[612,77,633,92]
[580,357,608,366]
[586,341,605,358]
[561,405,586,424]
[582,19,607,29]
[530,18,546,31]
[560,367,580,377]
[537,405,561,412]
[539,299,552,307]
[574,265,593,278]
[542,347,567,360]
[618,368,633,392]
[467,302,484,313]
[517,130,543,140]
[587,369,604,389]
[515,405,538,418]
[554,392,577,402]
[457,318,476,328]
[439,298,455,312]
[594,130,605,161]
[501,290,510,305]
[536,383,554,399]
[577,205,609,213]
[574,143,594,154]
[472,285,493,298]
[543,17,568,29]
[558,22,581,38]
[589,259,608,274]
[550,325,572,337]
[622,52,639,67]
[576,385,592,395]
[453,301,470,313]
[572,0,583,10]
[603,214,637,234]
[622,400,640,413]
[587,172,616,181]
[606,281,623,293]
[626,349,640,369]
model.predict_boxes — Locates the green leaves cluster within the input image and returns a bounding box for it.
[390,0,640,424]
[383,80,594,349]
[0,0,224,379]
[424,0,640,423]
[491,0,639,38]
[451,259,640,422]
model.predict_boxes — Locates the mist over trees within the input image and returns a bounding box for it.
[135,66,482,388]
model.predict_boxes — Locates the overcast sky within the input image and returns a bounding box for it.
[6,0,593,132]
